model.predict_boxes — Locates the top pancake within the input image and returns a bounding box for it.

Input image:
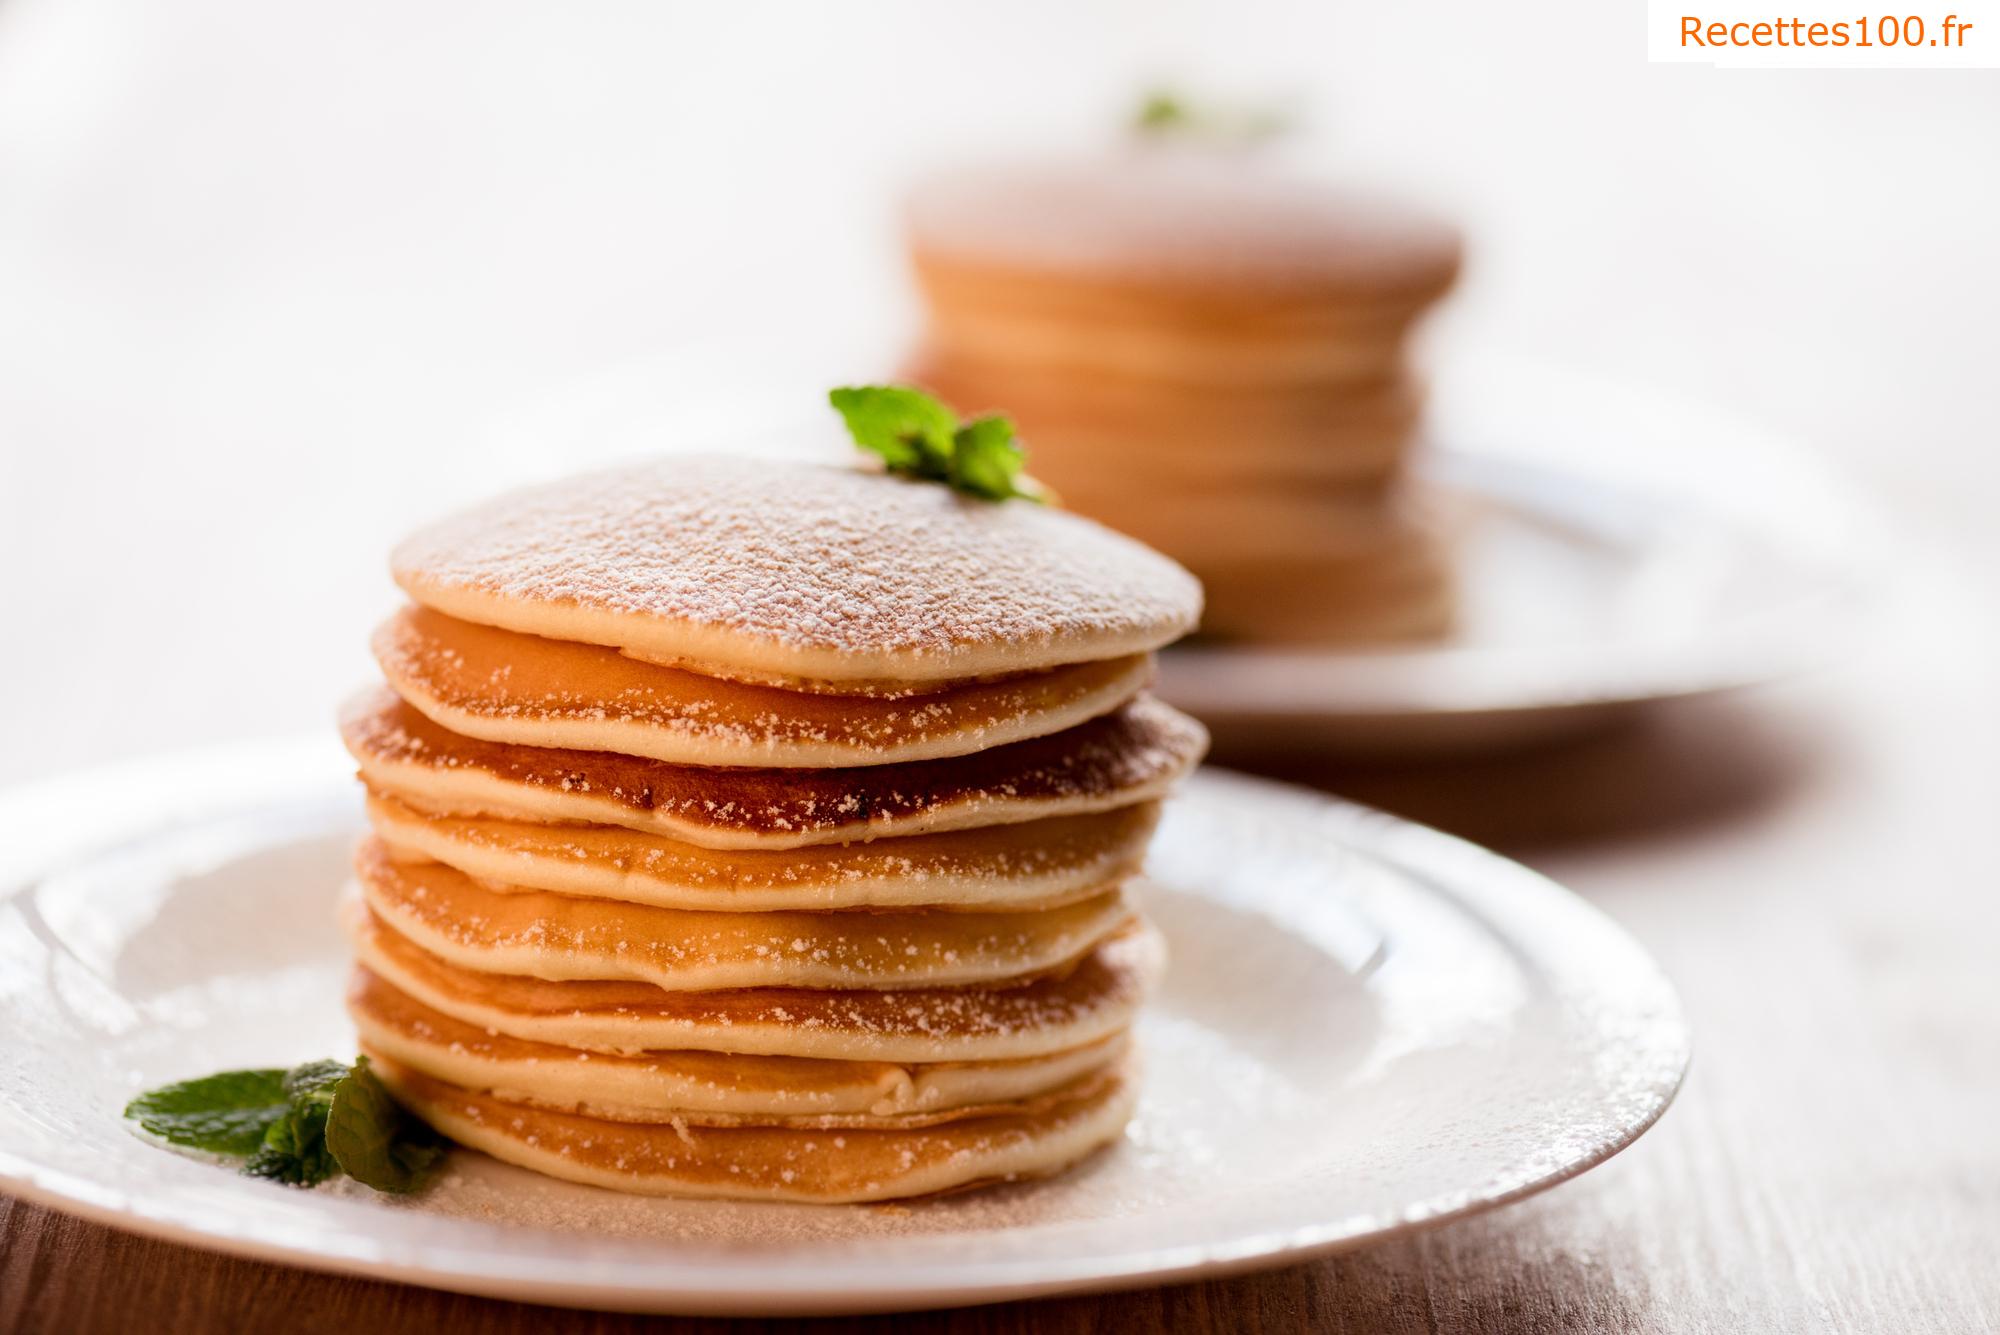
[391,456,1201,687]
[907,153,1461,305]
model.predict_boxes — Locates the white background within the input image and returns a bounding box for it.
[0,0,1996,781]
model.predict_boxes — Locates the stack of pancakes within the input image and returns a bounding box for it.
[337,457,1207,1202]
[903,152,1462,645]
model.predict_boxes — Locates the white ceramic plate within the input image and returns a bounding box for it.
[1157,354,1876,757]
[0,741,1687,1316]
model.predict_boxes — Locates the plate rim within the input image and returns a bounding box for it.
[1155,455,1873,722]
[1154,354,1882,727]
[0,740,1690,1316]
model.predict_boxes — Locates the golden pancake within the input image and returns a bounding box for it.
[352,841,1135,992]
[340,687,1207,850]
[348,966,1128,1128]
[366,791,1158,912]
[1190,490,1460,644]
[1195,533,1459,644]
[374,604,1153,770]
[1025,477,1432,573]
[344,896,1163,1063]
[906,154,1461,303]
[908,354,1420,485]
[374,1054,1137,1203]
[390,457,1201,687]
[910,277,1424,388]
[902,153,1460,656]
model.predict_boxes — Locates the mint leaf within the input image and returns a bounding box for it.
[1131,87,1292,145]
[243,1102,338,1187]
[283,1059,348,1108]
[127,1056,443,1194]
[124,1069,289,1156]
[828,386,956,478]
[326,1057,443,1194]
[1134,92,1192,132]
[829,386,1044,503]
[244,1063,344,1187]
[948,415,1027,500]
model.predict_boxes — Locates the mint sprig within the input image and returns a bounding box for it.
[124,1055,443,1194]
[1131,88,1293,146]
[326,1058,445,1193]
[124,1068,290,1157]
[828,385,1044,503]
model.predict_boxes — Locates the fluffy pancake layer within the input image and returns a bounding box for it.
[348,965,1128,1128]
[1195,521,1459,644]
[341,687,1206,850]
[1041,480,1435,572]
[344,895,1162,1063]
[906,156,1461,303]
[375,604,1153,769]
[390,457,1201,686]
[366,791,1158,912]
[910,355,1419,485]
[354,841,1133,992]
[910,273,1429,389]
[374,1054,1137,1203]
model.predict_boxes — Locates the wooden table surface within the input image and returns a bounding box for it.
[4,552,1995,1335]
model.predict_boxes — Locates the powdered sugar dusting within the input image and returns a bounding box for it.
[392,458,1199,670]
[907,153,1461,295]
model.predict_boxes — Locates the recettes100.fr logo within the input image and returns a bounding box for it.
[1649,0,1993,62]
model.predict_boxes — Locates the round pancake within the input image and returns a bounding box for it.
[348,966,1128,1128]
[375,604,1153,769]
[352,841,1135,992]
[365,791,1159,912]
[390,457,1201,686]
[343,896,1163,1063]
[1192,490,1460,644]
[374,1054,1137,1203]
[908,354,1419,485]
[910,281,1422,389]
[907,154,1460,302]
[1195,530,1458,645]
[1014,477,1430,573]
[339,687,1207,850]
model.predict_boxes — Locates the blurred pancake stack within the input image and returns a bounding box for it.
[337,456,1206,1201]
[903,150,1462,645]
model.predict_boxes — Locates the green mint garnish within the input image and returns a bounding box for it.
[1131,88,1292,145]
[1134,91,1196,133]
[123,1069,290,1157]
[244,1108,339,1187]
[240,1059,347,1186]
[124,1055,442,1195]
[828,385,1044,503]
[325,1057,445,1194]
